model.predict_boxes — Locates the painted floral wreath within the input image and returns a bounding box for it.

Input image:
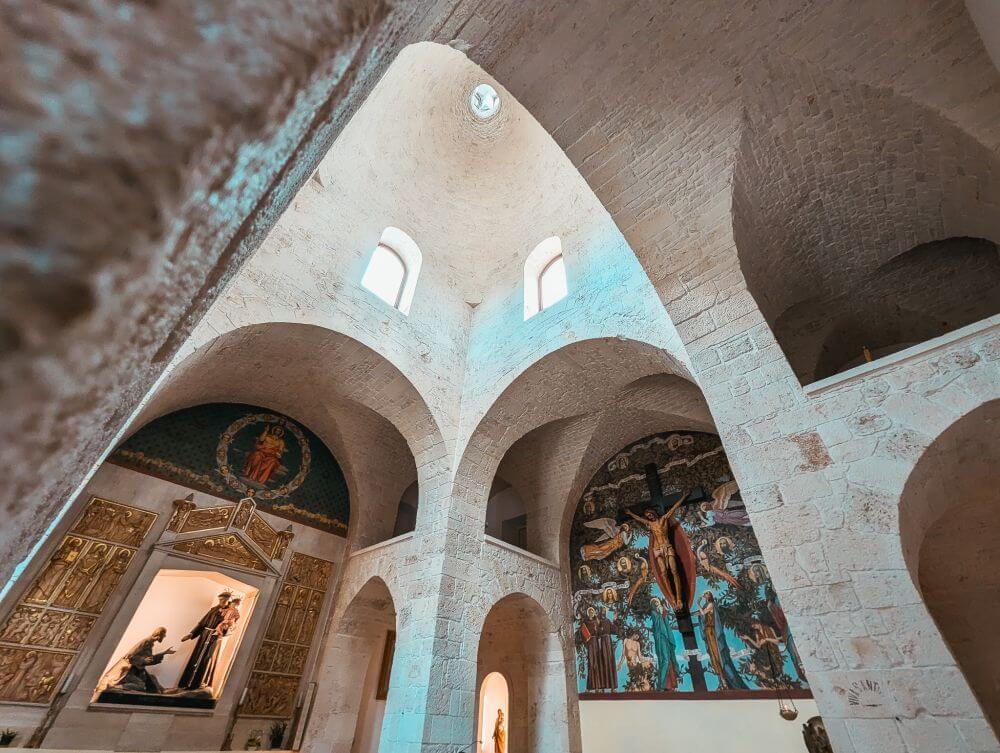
[216,413,311,499]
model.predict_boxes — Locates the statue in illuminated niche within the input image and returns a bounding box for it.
[97,627,175,693]
[492,708,506,753]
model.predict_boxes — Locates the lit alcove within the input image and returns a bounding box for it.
[523,236,567,319]
[478,671,509,753]
[94,569,258,709]
[361,227,422,314]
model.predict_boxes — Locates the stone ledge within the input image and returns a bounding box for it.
[804,314,1000,397]
[484,534,558,569]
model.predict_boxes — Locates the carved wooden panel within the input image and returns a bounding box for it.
[241,673,300,718]
[246,512,278,556]
[179,504,235,533]
[240,553,333,717]
[286,553,333,590]
[0,646,74,704]
[69,497,157,547]
[167,498,197,532]
[0,497,156,704]
[172,534,269,572]
[232,498,255,529]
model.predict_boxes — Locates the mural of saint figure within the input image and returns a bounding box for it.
[178,592,233,690]
[97,627,175,693]
[766,586,804,679]
[698,591,747,690]
[242,425,286,485]
[625,493,695,611]
[578,606,618,691]
[649,597,679,691]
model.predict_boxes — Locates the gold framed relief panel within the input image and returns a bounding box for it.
[0,496,156,705]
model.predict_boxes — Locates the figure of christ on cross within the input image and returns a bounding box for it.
[628,463,706,691]
[624,492,689,610]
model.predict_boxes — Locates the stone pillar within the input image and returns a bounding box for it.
[673,272,1000,752]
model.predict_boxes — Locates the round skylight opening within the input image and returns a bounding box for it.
[470,83,501,120]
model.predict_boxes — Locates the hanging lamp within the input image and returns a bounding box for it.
[766,644,799,721]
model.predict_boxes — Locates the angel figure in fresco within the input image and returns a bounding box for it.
[695,540,739,588]
[617,631,654,690]
[649,597,679,691]
[697,591,747,690]
[579,518,631,562]
[624,492,693,611]
[698,479,750,527]
[242,425,287,485]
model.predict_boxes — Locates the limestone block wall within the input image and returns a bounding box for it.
[687,307,1000,751]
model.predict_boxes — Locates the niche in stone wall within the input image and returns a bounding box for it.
[478,672,509,753]
[93,569,258,709]
[485,477,528,550]
[569,431,811,699]
[392,481,418,537]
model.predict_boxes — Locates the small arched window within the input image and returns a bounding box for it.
[538,254,567,311]
[361,227,422,314]
[362,244,406,308]
[524,236,566,319]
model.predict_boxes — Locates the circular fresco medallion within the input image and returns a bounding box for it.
[216,413,311,499]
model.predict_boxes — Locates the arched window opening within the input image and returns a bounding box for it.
[361,227,422,315]
[485,476,528,551]
[538,254,568,312]
[392,481,418,537]
[523,236,566,319]
[362,244,406,308]
[477,672,509,753]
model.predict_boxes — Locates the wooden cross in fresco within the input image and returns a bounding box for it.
[642,463,708,692]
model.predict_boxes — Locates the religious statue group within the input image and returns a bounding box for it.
[96,591,243,704]
[570,431,808,696]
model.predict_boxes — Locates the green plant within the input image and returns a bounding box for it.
[268,721,287,749]
[0,729,17,746]
[244,729,263,751]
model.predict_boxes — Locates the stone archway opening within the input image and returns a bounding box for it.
[900,399,1000,735]
[476,593,570,753]
[392,481,419,537]
[477,671,510,753]
[485,475,529,552]
[303,578,397,753]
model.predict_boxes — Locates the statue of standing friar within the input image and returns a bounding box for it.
[177,591,241,691]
